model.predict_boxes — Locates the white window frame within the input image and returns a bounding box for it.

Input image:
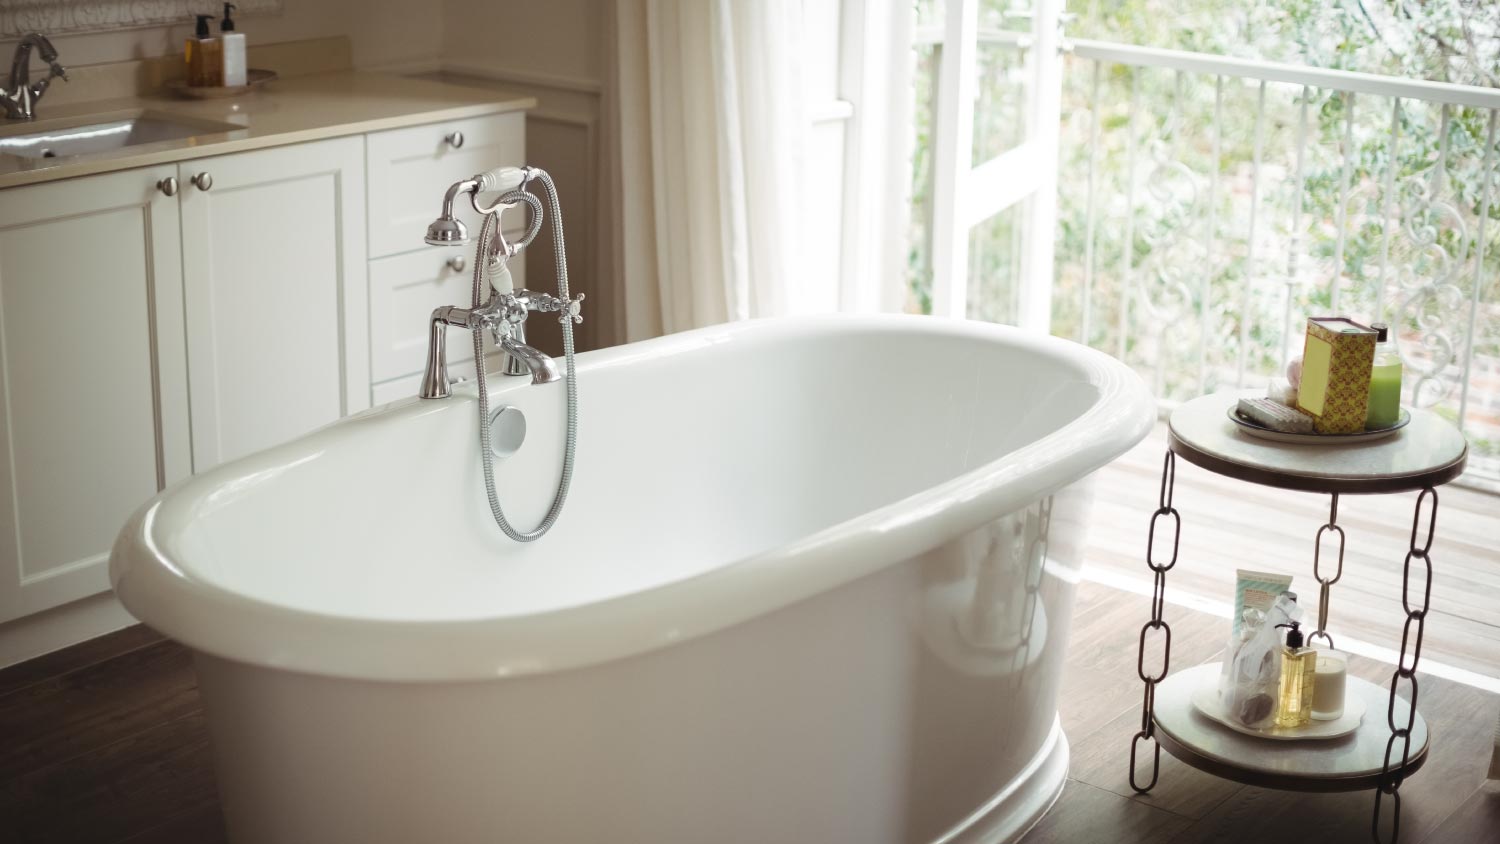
[925,0,1065,329]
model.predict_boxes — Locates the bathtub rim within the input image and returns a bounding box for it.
[110,314,1156,683]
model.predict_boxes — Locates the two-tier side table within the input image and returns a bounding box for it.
[1127,391,1469,844]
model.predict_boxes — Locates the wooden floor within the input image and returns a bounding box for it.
[3,579,1496,842]
[0,625,224,843]
[1087,421,1500,683]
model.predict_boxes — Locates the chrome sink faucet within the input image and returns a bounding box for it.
[3,33,68,120]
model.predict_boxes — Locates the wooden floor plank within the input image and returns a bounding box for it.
[115,802,228,844]
[1021,779,1193,843]
[0,639,200,782]
[0,710,218,844]
[0,624,162,700]
[1422,780,1500,844]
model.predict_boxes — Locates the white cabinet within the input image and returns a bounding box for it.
[0,108,526,632]
[366,112,525,258]
[178,137,370,470]
[0,167,192,623]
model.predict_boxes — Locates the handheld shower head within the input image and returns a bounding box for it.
[424,177,480,246]
[424,215,468,246]
[424,168,533,247]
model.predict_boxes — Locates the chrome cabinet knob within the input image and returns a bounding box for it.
[157,176,178,197]
[191,172,213,191]
[445,131,465,149]
[447,256,466,273]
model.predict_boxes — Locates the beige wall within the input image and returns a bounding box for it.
[0,0,442,70]
[444,0,604,86]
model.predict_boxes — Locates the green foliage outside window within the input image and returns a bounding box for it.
[907,1,1500,476]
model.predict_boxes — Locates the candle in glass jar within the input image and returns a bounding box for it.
[1367,362,1403,428]
[1312,651,1348,721]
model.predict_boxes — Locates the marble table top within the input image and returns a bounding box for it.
[1153,663,1428,791]
[1168,392,1469,494]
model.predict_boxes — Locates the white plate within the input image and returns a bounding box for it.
[1191,682,1365,741]
[1227,406,1410,445]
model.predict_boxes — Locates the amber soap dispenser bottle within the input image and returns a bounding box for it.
[1275,620,1316,728]
[185,14,222,87]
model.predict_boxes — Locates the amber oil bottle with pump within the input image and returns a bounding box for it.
[1275,620,1316,727]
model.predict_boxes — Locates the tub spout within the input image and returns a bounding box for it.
[500,335,560,385]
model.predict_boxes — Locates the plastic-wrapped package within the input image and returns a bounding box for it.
[1220,607,1266,691]
[1221,593,1302,728]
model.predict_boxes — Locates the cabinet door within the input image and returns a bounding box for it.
[178,136,369,471]
[0,167,191,622]
[365,113,525,258]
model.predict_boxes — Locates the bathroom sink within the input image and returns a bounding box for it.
[0,112,242,160]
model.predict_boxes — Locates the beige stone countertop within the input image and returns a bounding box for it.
[0,71,536,190]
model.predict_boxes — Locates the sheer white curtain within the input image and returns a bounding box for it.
[609,0,808,339]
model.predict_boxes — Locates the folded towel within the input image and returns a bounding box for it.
[1237,397,1315,433]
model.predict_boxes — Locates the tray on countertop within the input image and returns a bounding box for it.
[166,69,278,99]
[1228,405,1409,445]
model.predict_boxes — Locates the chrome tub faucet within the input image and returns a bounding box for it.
[419,281,580,398]
[418,165,582,542]
[3,33,67,120]
[418,166,584,400]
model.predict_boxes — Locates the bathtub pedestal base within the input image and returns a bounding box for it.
[934,718,1070,844]
[191,495,1091,844]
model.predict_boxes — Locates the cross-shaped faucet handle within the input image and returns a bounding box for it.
[561,293,585,325]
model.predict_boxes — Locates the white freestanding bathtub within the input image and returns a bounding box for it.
[111,315,1153,844]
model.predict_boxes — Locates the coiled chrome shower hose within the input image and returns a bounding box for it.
[471,169,577,542]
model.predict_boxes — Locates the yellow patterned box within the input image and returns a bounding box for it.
[1297,317,1377,433]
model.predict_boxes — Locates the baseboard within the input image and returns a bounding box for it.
[0,591,136,670]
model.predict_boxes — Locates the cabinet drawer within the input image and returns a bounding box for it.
[366,112,525,258]
[369,247,527,384]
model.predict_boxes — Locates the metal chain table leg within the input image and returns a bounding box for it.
[1309,493,1344,648]
[1130,450,1179,793]
[1372,487,1437,844]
